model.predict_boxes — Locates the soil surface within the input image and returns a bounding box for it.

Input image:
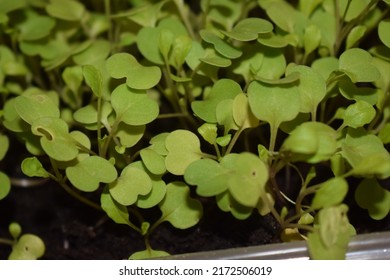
[1,177,390,260]
[0,182,281,260]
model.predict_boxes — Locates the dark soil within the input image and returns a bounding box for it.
[0,182,281,260]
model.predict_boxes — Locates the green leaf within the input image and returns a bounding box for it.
[248,81,300,130]
[307,205,352,260]
[73,102,112,128]
[21,157,50,178]
[82,65,102,97]
[200,30,242,59]
[222,18,273,41]
[265,1,304,33]
[216,99,239,133]
[286,64,326,115]
[0,0,26,13]
[165,130,203,175]
[185,153,268,208]
[159,182,203,229]
[0,134,9,160]
[73,40,111,66]
[31,117,79,162]
[111,84,159,126]
[233,94,258,129]
[0,171,11,200]
[252,46,286,80]
[66,156,117,192]
[339,48,380,83]
[282,122,338,163]
[192,79,242,123]
[63,66,83,95]
[355,178,390,220]
[116,123,145,148]
[140,148,166,175]
[184,158,230,197]
[18,14,56,41]
[304,25,321,56]
[311,57,339,80]
[216,192,253,220]
[46,0,85,21]
[379,123,390,144]
[378,20,390,48]
[197,123,218,145]
[9,223,22,240]
[226,153,269,207]
[342,128,390,178]
[311,177,349,209]
[129,249,170,260]
[101,186,131,226]
[109,165,152,206]
[137,17,188,65]
[346,25,366,49]
[8,234,45,260]
[342,100,376,128]
[200,48,231,67]
[14,94,60,125]
[338,77,378,105]
[106,53,161,90]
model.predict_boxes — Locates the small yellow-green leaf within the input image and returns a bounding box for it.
[222,18,273,41]
[46,0,85,21]
[82,65,102,97]
[355,178,390,220]
[8,234,45,260]
[106,53,161,90]
[342,100,376,128]
[140,148,166,175]
[339,48,380,83]
[200,30,242,59]
[109,166,152,206]
[111,84,159,126]
[346,25,366,49]
[159,182,203,229]
[233,94,258,129]
[0,134,9,160]
[66,156,117,192]
[165,130,202,175]
[21,157,50,178]
[197,123,218,145]
[101,186,131,226]
[378,20,390,48]
[192,79,242,123]
[304,25,321,56]
[311,177,349,209]
[0,172,11,200]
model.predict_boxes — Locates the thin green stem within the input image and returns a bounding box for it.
[225,127,244,155]
[104,0,114,49]
[173,0,196,40]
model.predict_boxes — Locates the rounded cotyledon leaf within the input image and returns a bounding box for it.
[342,100,376,129]
[311,177,349,210]
[248,81,300,130]
[165,130,203,175]
[339,48,380,83]
[158,182,203,229]
[378,19,390,48]
[31,117,79,162]
[109,165,152,206]
[13,94,60,125]
[200,30,242,59]
[8,234,45,260]
[101,186,131,226]
[285,64,326,114]
[0,172,11,200]
[66,156,118,192]
[45,0,85,21]
[221,18,273,41]
[106,53,161,90]
[184,158,230,197]
[111,84,159,126]
[192,79,242,123]
[355,178,390,220]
